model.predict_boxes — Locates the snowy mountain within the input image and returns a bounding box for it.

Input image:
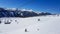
[0,8,52,18]
[0,8,60,34]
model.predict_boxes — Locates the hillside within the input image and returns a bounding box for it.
[0,15,60,34]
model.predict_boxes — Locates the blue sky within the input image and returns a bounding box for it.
[0,0,60,14]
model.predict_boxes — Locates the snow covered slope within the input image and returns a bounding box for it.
[0,15,60,34]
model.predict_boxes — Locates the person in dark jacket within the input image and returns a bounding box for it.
[38,19,40,21]
[25,28,28,32]
[0,20,1,24]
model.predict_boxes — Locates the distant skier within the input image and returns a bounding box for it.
[38,19,40,21]
[15,20,19,24]
[37,28,39,31]
[0,20,1,24]
[25,28,28,32]
[57,14,59,16]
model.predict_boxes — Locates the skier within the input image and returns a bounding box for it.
[0,20,1,24]
[25,28,28,32]
[38,19,40,21]
[37,28,39,31]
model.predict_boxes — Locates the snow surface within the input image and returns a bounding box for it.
[0,15,60,34]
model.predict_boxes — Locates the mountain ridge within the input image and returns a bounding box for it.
[0,8,52,18]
